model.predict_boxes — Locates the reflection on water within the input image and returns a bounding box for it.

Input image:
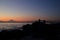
[0,23,32,30]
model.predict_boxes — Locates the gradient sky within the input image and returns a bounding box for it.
[0,0,60,21]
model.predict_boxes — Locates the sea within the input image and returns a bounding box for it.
[0,23,32,31]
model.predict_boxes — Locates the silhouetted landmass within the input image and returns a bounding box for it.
[0,19,60,40]
[0,20,33,23]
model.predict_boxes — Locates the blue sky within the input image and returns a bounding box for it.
[0,0,60,21]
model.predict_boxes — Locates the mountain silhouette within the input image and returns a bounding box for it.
[0,19,60,40]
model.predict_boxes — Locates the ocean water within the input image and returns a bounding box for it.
[0,23,32,30]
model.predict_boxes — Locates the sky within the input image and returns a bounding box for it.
[0,0,60,21]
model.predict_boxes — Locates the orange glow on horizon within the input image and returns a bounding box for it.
[0,16,55,21]
[0,17,39,21]
[0,17,58,21]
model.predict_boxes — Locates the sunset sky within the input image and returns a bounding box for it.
[0,0,60,21]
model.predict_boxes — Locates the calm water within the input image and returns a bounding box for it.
[0,23,32,30]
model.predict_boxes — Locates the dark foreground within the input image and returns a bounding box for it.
[0,19,60,40]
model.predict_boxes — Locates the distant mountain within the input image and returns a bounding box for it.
[0,20,33,23]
